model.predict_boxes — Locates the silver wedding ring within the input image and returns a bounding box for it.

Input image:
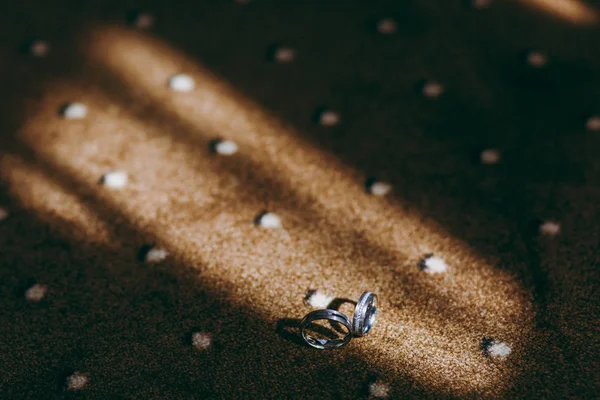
[300,309,353,350]
[352,292,378,337]
[300,291,378,349]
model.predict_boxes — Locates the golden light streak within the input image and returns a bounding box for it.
[520,0,598,25]
[0,155,115,242]
[86,26,526,303]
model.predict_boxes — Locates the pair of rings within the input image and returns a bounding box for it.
[300,292,378,349]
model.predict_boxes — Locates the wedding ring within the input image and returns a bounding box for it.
[300,309,353,350]
[352,292,378,337]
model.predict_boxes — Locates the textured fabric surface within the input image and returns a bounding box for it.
[1,1,599,398]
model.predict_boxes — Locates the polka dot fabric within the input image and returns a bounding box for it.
[0,1,598,399]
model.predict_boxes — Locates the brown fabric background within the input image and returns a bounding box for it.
[1,0,599,398]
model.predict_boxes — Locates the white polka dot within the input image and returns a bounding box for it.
[214,139,239,155]
[539,221,560,236]
[66,372,88,391]
[145,247,168,263]
[62,103,87,119]
[420,254,448,274]
[472,0,493,9]
[586,116,600,132]
[369,380,391,398]
[169,74,195,92]
[29,40,50,57]
[319,110,341,127]
[0,207,9,222]
[256,212,282,229]
[377,18,397,34]
[101,171,128,189]
[368,181,392,197]
[304,290,334,308]
[192,332,212,351]
[485,340,511,358]
[527,51,548,68]
[25,284,47,302]
[422,81,444,99]
[480,148,501,165]
[274,47,296,63]
[132,12,154,29]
